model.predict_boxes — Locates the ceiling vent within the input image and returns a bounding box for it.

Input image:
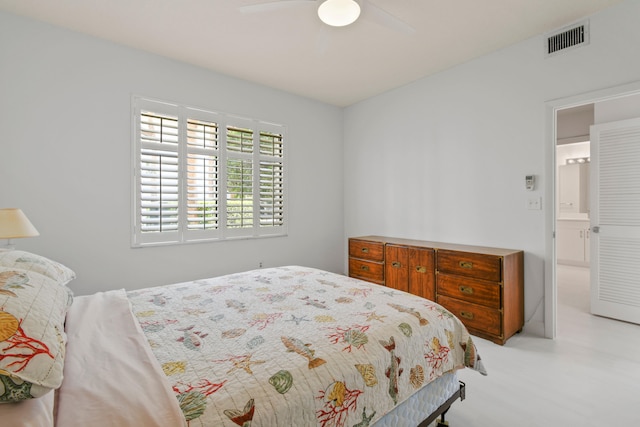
[546,20,589,57]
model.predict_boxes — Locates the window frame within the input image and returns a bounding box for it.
[131,96,288,247]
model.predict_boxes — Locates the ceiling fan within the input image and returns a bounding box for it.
[240,0,415,34]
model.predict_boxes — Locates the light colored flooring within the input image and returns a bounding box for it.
[445,264,640,426]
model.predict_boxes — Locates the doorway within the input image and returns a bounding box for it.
[545,81,640,339]
[555,105,593,333]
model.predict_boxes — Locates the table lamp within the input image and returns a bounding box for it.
[0,208,40,250]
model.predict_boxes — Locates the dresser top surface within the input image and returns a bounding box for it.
[350,236,523,257]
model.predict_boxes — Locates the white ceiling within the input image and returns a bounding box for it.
[0,0,624,106]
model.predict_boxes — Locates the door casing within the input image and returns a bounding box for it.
[545,81,640,339]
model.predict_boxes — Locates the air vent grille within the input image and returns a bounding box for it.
[546,20,589,56]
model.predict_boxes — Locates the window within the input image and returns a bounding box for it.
[132,97,286,247]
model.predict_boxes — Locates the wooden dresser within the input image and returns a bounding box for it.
[348,236,524,345]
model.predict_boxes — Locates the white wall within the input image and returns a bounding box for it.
[595,92,640,123]
[0,12,345,295]
[344,0,640,334]
[557,104,593,143]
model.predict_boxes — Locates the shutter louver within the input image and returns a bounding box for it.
[187,154,218,230]
[187,119,219,230]
[260,131,283,156]
[227,126,253,153]
[259,131,284,228]
[260,161,284,227]
[227,158,253,228]
[226,126,254,229]
[140,112,179,145]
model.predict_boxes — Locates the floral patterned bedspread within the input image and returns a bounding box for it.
[127,266,486,427]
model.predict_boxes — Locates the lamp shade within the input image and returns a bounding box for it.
[0,208,40,239]
[318,0,361,27]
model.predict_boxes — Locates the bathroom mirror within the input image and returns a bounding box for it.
[558,159,590,217]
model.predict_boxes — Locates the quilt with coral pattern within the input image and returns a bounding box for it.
[127,266,486,427]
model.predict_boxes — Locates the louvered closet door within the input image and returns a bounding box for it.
[590,117,640,324]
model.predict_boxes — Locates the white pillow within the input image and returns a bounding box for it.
[0,250,75,286]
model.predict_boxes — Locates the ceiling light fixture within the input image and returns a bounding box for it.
[317,0,361,27]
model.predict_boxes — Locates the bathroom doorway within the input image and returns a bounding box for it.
[555,105,593,331]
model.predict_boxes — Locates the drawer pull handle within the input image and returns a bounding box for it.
[459,311,474,320]
[415,266,427,273]
[459,285,474,294]
[391,261,401,268]
[360,265,370,272]
[459,261,474,269]
[361,247,369,254]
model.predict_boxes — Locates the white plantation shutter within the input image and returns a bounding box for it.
[186,117,219,235]
[226,126,254,231]
[139,111,180,243]
[227,125,254,153]
[186,153,218,229]
[132,97,287,246]
[140,147,179,231]
[259,131,284,228]
[226,158,253,229]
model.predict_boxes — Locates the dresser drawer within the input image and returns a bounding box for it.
[437,274,501,309]
[349,258,384,284]
[437,250,502,282]
[436,295,502,337]
[349,239,385,262]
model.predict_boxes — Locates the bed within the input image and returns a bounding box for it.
[0,250,486,426]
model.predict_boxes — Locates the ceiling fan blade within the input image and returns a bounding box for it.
[362,0,415,34]
[239,0,316,14]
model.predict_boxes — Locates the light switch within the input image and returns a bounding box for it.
[527,197,542,210]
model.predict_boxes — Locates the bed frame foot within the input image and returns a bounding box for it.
[417,381,465,427]
[436,407,450,426]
